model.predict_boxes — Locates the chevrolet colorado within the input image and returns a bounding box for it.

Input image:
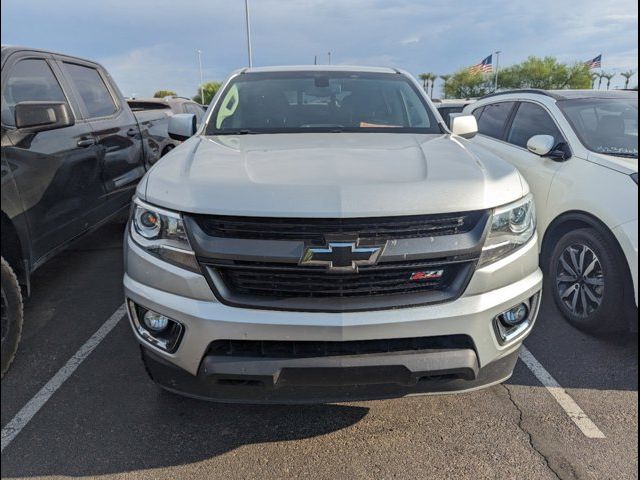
[124,66,542,403]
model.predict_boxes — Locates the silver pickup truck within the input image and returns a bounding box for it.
[123,66,542,403]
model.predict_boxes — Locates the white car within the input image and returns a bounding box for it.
[463,89,638,333]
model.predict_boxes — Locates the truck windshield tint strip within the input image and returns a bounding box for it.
[206,71,441,135]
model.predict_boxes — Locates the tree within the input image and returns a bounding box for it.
[429,73,437,98]
[597,71,604,90]
[439,75,452,98]
[590,73,599,89]
[444,68,492,99]
[600,72,615,90]
[497,56,591,90]
[419,73,436,97]
[153,90,177,98]
[419,73,430,90]
[193,82,222,105]
[620,70,636,89]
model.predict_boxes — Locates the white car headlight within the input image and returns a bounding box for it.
[130,198,200,272]
[479,194,536,267]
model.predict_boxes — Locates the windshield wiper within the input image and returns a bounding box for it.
[600,152,638,158]
[215,129,262,135]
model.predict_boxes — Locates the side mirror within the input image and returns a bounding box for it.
[15,101,74,132]
[450,114,478,139]
[168,113,197,141]
[527,135,571,161]
[526,135,555,156]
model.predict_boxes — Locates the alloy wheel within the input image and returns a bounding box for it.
[556,244,604,318]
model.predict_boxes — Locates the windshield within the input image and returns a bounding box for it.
[206,71,441,135]
[558,97,638,158]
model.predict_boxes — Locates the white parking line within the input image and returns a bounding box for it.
[0,305,606,450]
[0,304,126,452]
[519,345,606,439]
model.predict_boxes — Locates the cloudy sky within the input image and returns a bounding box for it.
[2,0,637,97]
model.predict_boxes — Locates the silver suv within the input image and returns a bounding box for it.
[124,66,542,403]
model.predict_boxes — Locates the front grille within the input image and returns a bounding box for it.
[206,335,475,359]
[192,210,485,242]
[209,257,473,299]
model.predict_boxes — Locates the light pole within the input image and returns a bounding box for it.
[197,49,204,104]
[494,50,502,92]
[245,0,253,67]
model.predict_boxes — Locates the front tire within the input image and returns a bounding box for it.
[546,227,630,334]
[1,257,24,377]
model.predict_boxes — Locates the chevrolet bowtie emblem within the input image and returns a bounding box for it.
[299,241,385,272]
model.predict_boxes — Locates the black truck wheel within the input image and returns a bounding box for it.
[1,256,24,377]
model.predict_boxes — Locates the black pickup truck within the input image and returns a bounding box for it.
[0,46,166,375]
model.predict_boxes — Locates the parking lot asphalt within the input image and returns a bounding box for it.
[1,223,637,480]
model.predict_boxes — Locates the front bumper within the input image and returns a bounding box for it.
[141,345,521,404]
[124,234,542,403]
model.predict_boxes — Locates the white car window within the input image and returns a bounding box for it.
[507,102,563,148]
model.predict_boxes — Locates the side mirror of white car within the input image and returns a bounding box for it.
[526,135,556,156]
[168,114,197,141]
[450,114,478,139]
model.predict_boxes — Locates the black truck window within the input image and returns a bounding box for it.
[1,58,67,127]
[63,62,118,118]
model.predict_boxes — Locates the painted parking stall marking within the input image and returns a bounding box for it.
[1,304,127,452]
[0,305,608,452]
[519,345,606,439]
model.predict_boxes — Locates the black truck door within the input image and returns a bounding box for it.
[1,54,104,266]
[57,59,145,212]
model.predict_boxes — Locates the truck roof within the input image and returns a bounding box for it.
[237,65,400,74]
[1,45,102,67]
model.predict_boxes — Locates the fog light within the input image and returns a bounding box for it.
[143,310,169,332]
[493,296,539,345]
[127,300,184,353]
[499,303,528,327]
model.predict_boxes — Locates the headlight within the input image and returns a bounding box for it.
[479,194,536,267]
[130,198,200,272]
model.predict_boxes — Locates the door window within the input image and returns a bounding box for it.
[185,103,204,122]
[1,58,67,127]
[507,102,563,148]
[63,62,118,118]
[476,102,515,139]
[471,106,485,121]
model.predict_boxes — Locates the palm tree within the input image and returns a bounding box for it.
[440,75,452,98]
[590,73,599,89]
[597,71,604,90]
[419,73,429,91]
[601,72,615,90]
[620,70,636,89]
[429,73,438,98]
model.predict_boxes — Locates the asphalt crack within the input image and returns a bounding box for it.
[502,384,562,480]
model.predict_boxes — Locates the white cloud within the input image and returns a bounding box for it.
[401,35,421,46]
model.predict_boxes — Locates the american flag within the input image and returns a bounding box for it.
[585,55,602,69]
[470,55,493,74]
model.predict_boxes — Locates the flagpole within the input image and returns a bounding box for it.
[244,0,253,67]
[494,51,501,92]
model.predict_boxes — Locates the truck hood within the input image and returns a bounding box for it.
[142,133,526,217]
